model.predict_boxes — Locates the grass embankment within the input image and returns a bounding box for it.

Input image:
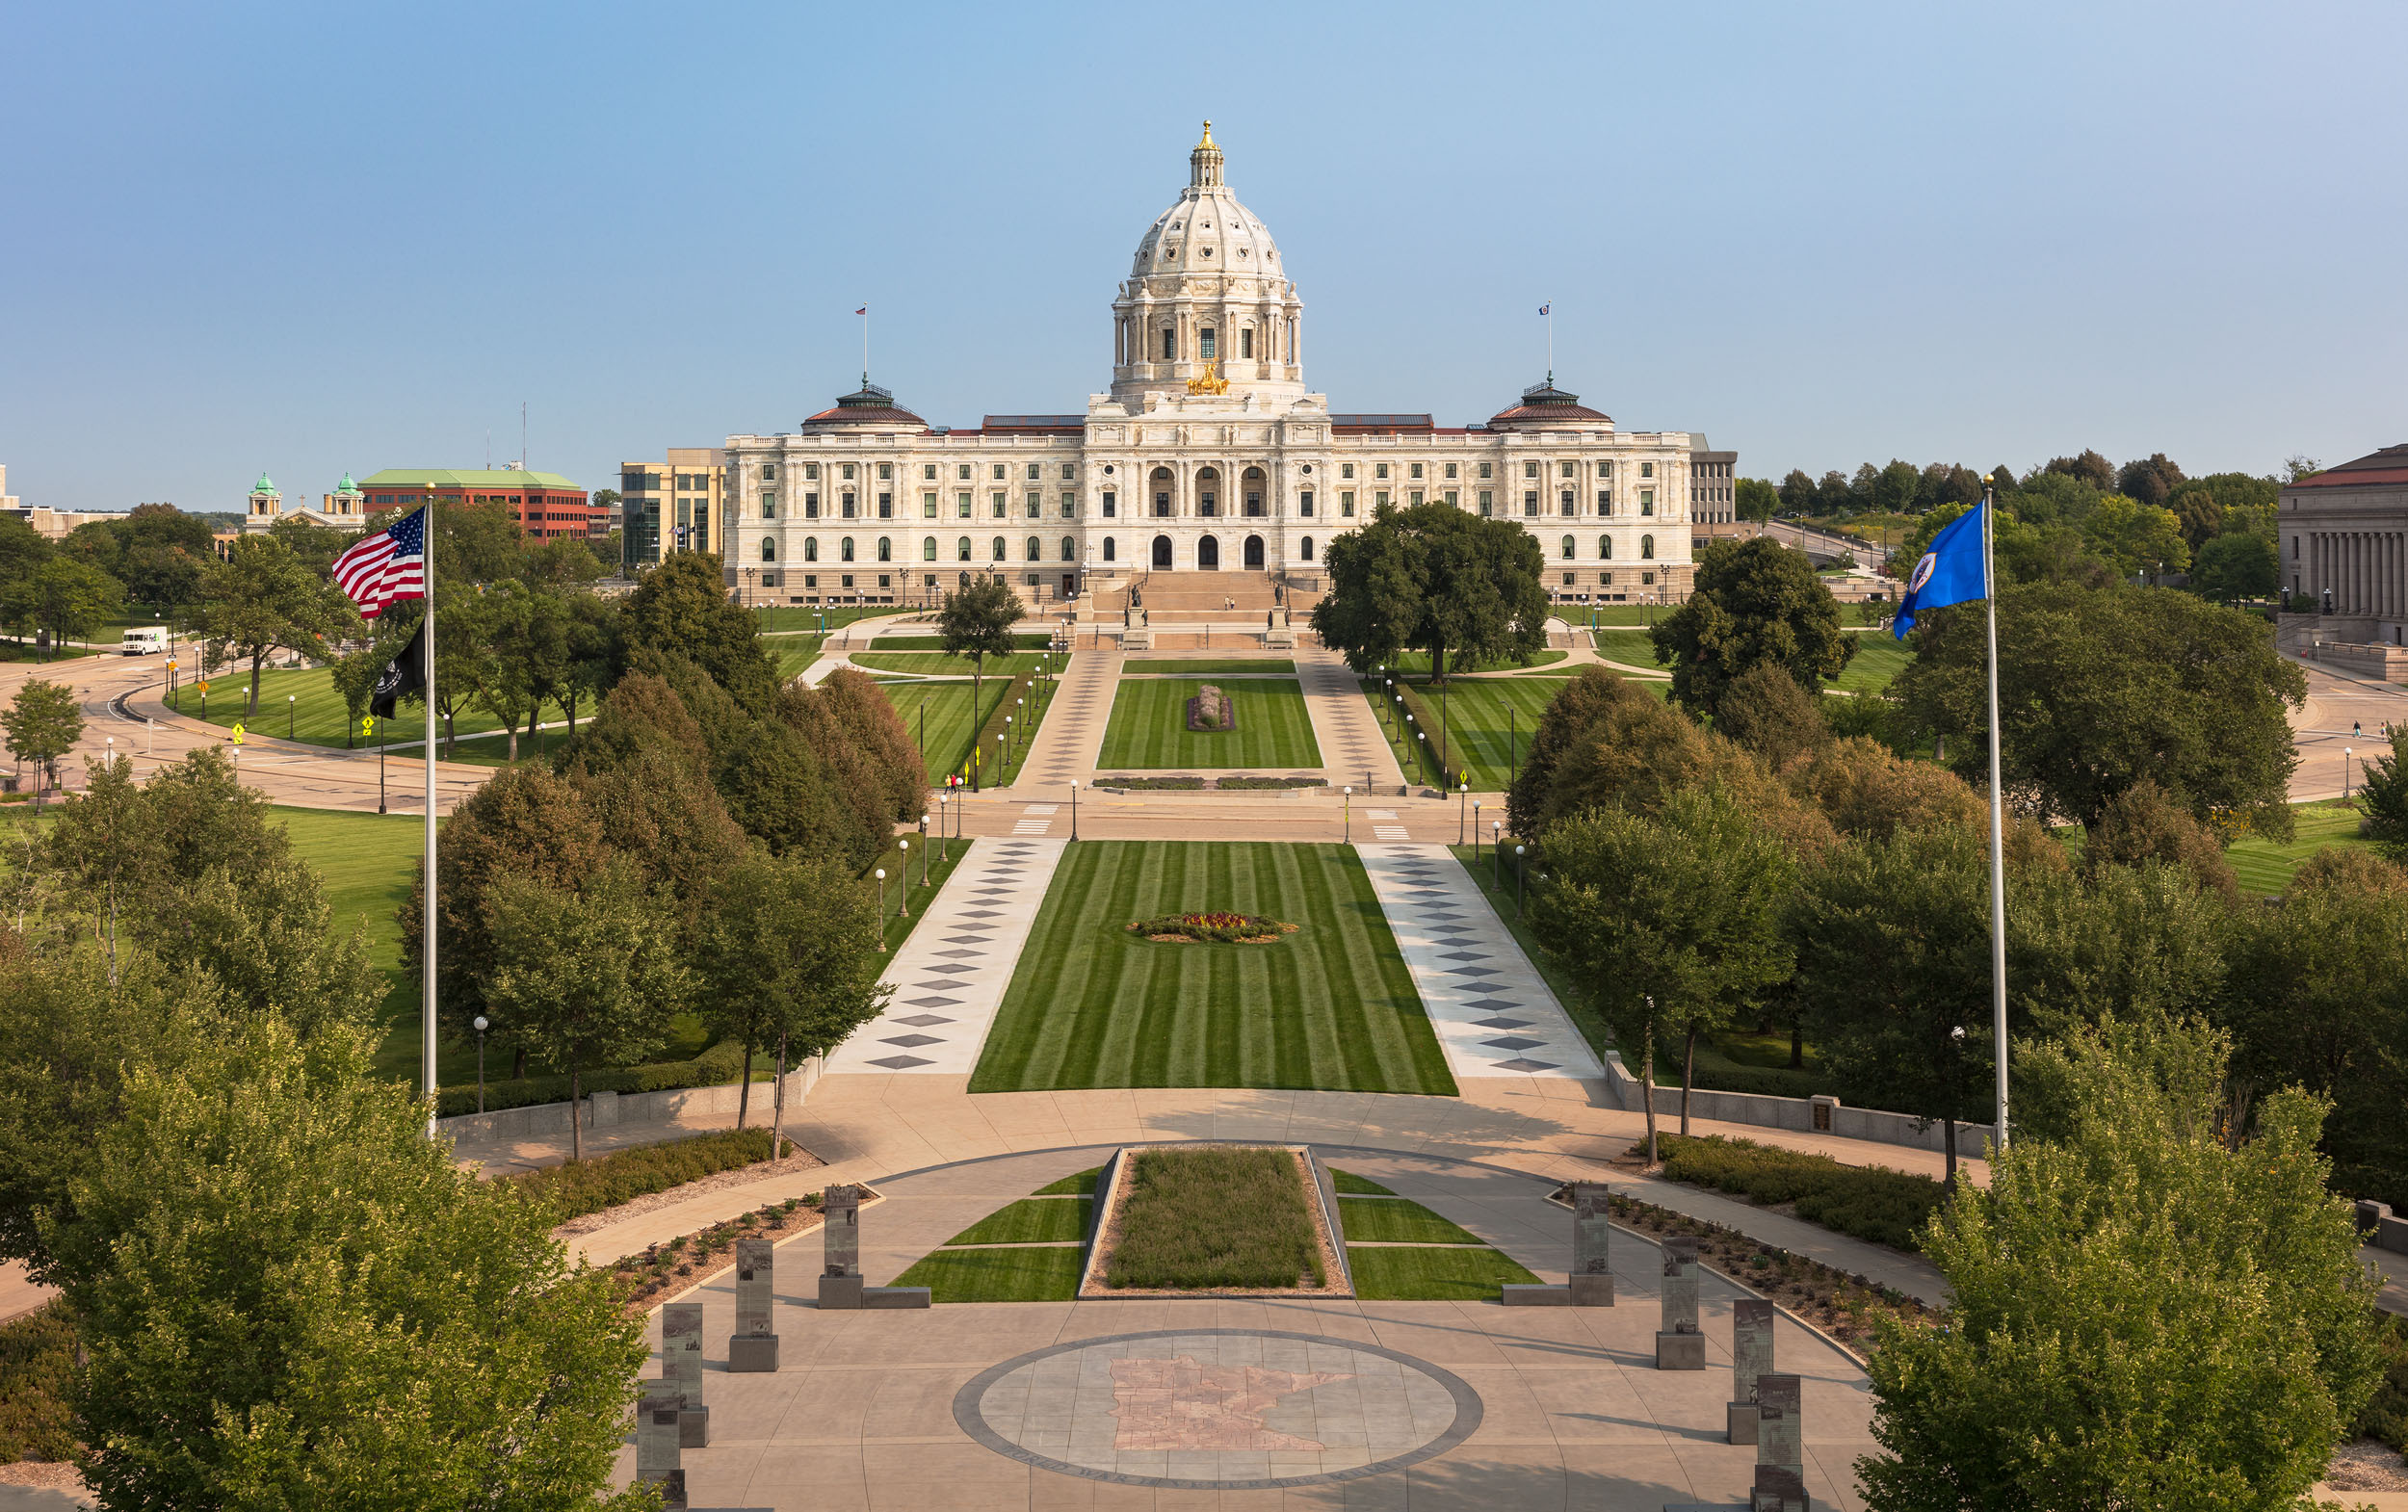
[1326,1166,1541,1301]
[772,636,825,681]
[872,678,1011,786]
[849,651,1066,679]
[1123,658,1297,676]
[753,605,906,634]
[1104,1146,1322,1290]
[1370,677,1590,792]
[1096,679,1321,769]
[889,1166,1097,1302]
[2228,798,2379,896]
[971,841,1453,1095]
[1656,1134,1944,1251]
[1375,649,1567,674]
[868,631,1055,651]
[170,663,581,755]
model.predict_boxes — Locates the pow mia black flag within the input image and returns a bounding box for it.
[369,617,428,719]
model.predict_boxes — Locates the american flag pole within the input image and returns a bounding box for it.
[423,489,439,1138]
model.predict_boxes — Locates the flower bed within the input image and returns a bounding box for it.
[1186,684,1236,732]
[607,1192,827,1315]
[1125,911,1298,944]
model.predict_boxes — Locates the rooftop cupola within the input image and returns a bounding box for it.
[1190,120,1223,189]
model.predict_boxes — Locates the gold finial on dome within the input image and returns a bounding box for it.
[1190,120,1224,187]
[1197,119,1216,148]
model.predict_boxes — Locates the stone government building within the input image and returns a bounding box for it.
[2276,440,2408,678]
[723,125,1731,608]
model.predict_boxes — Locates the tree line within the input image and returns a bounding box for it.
[1513,546,2397,1499]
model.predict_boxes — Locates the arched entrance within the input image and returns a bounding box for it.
[1151,534,1173,569]
[1243,534,1264,570]
[1198,536,1220,570]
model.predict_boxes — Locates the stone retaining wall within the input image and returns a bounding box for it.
[1597,1050,2001,1158]
[434,1059,823,1144]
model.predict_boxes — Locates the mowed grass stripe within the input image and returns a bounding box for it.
[873,679,1012,785]
[968,841,1453,1095]
[1096,680,1322,769]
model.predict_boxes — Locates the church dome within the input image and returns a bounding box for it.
[1130,122,1284,280]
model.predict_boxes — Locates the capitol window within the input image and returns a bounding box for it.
[1103,538,1117,561]
[878,463,892,481]
[992,493,1007,517]
[877,493,893,518]
[1341,463,1354,480]
[958,463,972,481]
[804,463,820,481]
[1478,490,1492,515]
[877,537,892,561]
[1560,461,1576,478]
[1061,493,1077,518]
[1640,534,1655,559]
[842,492,856,519]
[1061,463,1076,480]
[1341,491,1355,517]
[761,493,777,519]
[802,539,816,561]
[804,492,820,518]
[1027,493,1041,518]
[1640,462,1654,478]
[956,492,972,517]
[1162,327,1175,359]
[1027,463,1041,482]
[1524,461,1539,480]
[762,539,777,561]
[1409,491,1423,506]
[762,464,777,482]
[923,537,937,560]
[956,536,972,560]
[1374,491,1389,508]
[1599,458,1614,476]
[1445,462,1458,480]
[1060,535,1075,561]
[1561,535,1576,560]
[1640,489,1655,515]
[1523,491,1539,517]
[1025,536,1041,561]
[1479,462,1493,479]
[1200,328,1216,359]
[1598,490,1611,515]
[1600,535,1613,559]
[923,493,937,517]
[1301,536,1314,560]
[991,536,1007,561]
[841,538,855,561]
[1299,490,1314,517]
[1374,463,1388,480]
[1560,490,1576,516]
[1241,328,1253,358]
[1102,490,1117,518]
[923,464,936,480]
[843,464,856,481]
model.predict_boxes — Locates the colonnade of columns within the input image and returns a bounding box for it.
[2304,529,2407,616]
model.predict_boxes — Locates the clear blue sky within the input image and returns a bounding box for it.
[4,2,2402,513]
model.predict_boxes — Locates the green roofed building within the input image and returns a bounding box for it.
[355,466,601,542]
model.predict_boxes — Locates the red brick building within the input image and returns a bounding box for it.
[356,468,604,541]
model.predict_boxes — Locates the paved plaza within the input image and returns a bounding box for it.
[615,1148,1877,1510]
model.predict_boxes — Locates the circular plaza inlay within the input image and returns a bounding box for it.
[952,1328,1481,1489]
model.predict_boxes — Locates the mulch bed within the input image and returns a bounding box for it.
[608,1192,836,1316]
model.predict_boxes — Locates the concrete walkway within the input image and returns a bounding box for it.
[1296,642,1407,795]
[1017,643,1117,789]
[823,839,1065,1077]
[1355,844,1604,1082]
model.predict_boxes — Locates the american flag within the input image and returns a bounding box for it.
[331,507,428,618]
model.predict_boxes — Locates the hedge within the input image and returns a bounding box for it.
[435,1037,769,1119]
[1656,1133,1946,1252]
[0,1306,76,1463]
[2362,1311,2408,1454]
[510,1127,795,1223]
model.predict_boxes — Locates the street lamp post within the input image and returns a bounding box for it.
[897,841,910,917]
[1458,781,1469,844]
[1068,779,1079,841]
[1514,845,1527,918]
[1342,785,1351,843]
[1493,821,1504,884]
[473,1015,488,1115]
[1473,800,1481,856]
[2345,746,2354,798]
[287,693,295,741]
[920,813,930,884]
[875,869,888,946]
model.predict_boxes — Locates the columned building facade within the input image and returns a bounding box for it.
[2280,441,2408,653]
[724,126,1718,606]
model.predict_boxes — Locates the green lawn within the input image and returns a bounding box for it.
[874,680,1013,786]
[870,631,1054,650]
[0,641,100,664]
[1096,680,1321,769]
[1831,638,1912,693]
[170,664,568,752]
[947,1197,1092,1245]
[888,1246,1085,1302]
[1036,1167,1102,1195]
[1363,677,1650,795]
[753,605,908,634]
[772,636,825,681]
[1558,605,1677,628]
[865,833,970,953]
[849,651,1067,678]
[1103,1146,1323,1290]
[2229,799,2380,896]
[969,841,1453,1094]
[1338,1197,1486,1245]
[1591,629,1666,668]
[1124,658,1297,676]
[1346,1244,1540,1300]
[1331,1169,1396,1195]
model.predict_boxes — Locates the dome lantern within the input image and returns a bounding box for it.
[1190,120,1223,189]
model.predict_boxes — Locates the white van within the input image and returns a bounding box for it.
[120,627,170,656]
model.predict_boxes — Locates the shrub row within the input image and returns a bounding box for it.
[509,1127,795,1224]
[1096,775,1206,790]
[0,1306,75,1463]
[1655,1134,1946,1252]
[611,1193,825,1314]
[1217,775,1326,790]
[435,1037,766,1119]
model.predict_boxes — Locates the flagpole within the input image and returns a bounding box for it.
[423,493,439,1139]
[861,305,870,388]
[1982,482,2008,1150]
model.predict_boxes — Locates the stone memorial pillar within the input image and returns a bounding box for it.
[820,1184,864,1310]
[1751,1371,1806,1509]
[1654,1235,1705,1369]
[662,1301,709,1446]
[1728,1298,1775,1443]
[730,1237,778,1372]
[1570,1182,1614,1307]
[635,1381,688,1510]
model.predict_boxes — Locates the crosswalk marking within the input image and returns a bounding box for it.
[1021,804,1060,814]
[1374,825,1410,841]
[1368,809,1399,820]
[1012,820,1053,834]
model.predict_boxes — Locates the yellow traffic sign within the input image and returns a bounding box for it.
[361,716,374,736]
[196,680,209,694]
[230,723,245,745]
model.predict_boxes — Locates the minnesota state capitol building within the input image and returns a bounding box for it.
[723,125,1730,607]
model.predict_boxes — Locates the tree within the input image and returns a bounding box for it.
[1313,501,1547,682]
[328,638,397,748]
[1894,582,2306,837]
[266,516,353,577]
[695,849,892,1128]
[2,679,82,804]
[40,1016,653,1510]
[936,575,1024,717]
[1788,824,1997,1185]
[196,535,353,717]
[432,496,531,587]
[1506,665,1710,839]
[1856,1017,2382,1510]
[550,591,618,735]
[1532,787,1796,1156]
[117,542,206,611]
[1649,535,1853,717]
[2188,531,2277,601]
[0,516,52,644]
[1790,736,1984,842]
[2284,455,2323,483]
[1732,475,1776,524]
[2359,724,2408,860]
[617,551,776,712]
[1873,458,1922,516]
[28,557,123,656]
[477,580,559,762]
[2166,472,2278,552]
[1713,661,1829,774]
[2043,448,2117,492]
[2082,779,2238,899]
[2079,494,2189,579]
[478,860,689,1160]
[2115,452,2186,508]
[1776,468,1819,515]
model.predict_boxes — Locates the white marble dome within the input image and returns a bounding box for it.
[1130,123,1282,279]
